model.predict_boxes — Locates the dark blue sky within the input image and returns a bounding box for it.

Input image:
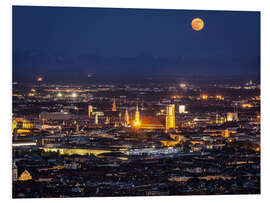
[12,6,260,81]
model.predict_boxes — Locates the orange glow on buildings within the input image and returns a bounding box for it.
[216,95,224,100]
[171,95,183,99]
[222,129,230,138]
[201,94,208,100]
[37,77,43,82]
[166,104,175,131]
[160,134,184,146]
[257,114,260,122]
[160,140,178,147]
[88,105,93,118]
[140,117,164,129]
[191,140,203,145]
[28,93,35,97]
[18,170,32,181]
[133,120,141,127]
[22,119,33,129]
[242,103,253,108]
[12,118,34,132]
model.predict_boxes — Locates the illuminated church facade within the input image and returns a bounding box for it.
[131,104,176,131]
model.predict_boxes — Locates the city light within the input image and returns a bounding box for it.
[179,83,186,88]
[12,79,261,197]
[166,104,175,130]
[179,105,186,114]
[227,112,239,122]
[257,114,260,121]
[242,103,253,108]
[133,120,141,127]
[201,94,208,100]
[71,92,77,98]
[171,95,182,99]
[216,95,224,100]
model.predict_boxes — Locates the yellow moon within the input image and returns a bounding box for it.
[191,18,204,31]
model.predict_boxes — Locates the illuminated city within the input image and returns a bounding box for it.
[12,6,260,198]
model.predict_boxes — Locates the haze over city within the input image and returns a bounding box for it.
[12,6,260,82]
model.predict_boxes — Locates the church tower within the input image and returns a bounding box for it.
[133,104,141,127]
[125,108,130,126]
[112,97,117,112]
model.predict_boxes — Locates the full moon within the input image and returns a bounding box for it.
[191,18,204,31]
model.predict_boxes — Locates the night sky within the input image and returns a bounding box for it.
[12,6,260,82]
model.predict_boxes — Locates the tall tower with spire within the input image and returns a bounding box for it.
[133,104,141,127]
[125,108,130,126]
[112,97,117,112]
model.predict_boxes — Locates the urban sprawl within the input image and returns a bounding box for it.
[12,78,260,198]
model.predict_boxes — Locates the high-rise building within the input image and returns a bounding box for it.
[179,105,186,114]
[88,105,93,118]
[166,104,175,130]
[22,119,34,129]
[222,129,230,138]
[112,98,117,112]
[227,112,238,122]
[227,103,239,122]
[105,116,110,125]
[133,105,141,127]
[216,114,225,124]
[95,114,99,125]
